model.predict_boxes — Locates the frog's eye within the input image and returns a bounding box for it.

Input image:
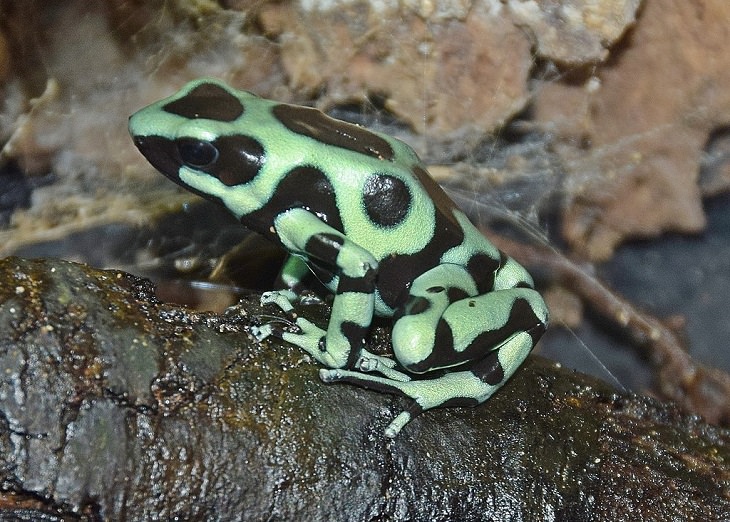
[177,138,219,167]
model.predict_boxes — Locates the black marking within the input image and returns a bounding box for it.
[438,395,480,409]
[402,400,426,419]
[202,135,265,186]
[138,134,265,188]
[394,284,468,322]
[446,287,469,303]
[493,252,536,290]
[306,260,337,287]
[362,174,411,227]
[133,135,183,184]
[377,210,464,309]
[467,252,503,294]
[398,318,456,373]
[471,350,505,386]
[340,322,369,369]
[304,232,344,264]
[434,317,455,356]
[527,322,546,346]
[272,103,395,161]
[337,266,377,294]
[142,134,266,188]
[132,135,228,206]
[465,297,545,362]
[400,297,431,314]
[325,372,425,414]
[411,166,459,223]
[410,296,545,373]
[163,82,245,121]
[373,166,467,308]
[243,166,342,242]
[405,296,430,316]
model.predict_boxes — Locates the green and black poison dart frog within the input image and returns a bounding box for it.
[129,78,549,438]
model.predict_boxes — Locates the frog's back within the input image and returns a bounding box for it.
[129,78,486,279]
[223,89,468,263]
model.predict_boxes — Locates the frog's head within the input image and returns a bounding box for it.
[129,78,266,203]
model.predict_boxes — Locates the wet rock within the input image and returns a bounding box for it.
[0,256,727,520]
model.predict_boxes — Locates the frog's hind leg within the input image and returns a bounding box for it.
[389,265,547,377]
[321,331,535,438]
[321,263,548,437]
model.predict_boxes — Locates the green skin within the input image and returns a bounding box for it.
[129,78,549,438]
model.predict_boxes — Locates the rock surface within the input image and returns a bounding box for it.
[0,257,727,520]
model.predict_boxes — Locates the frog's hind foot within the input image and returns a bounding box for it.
[320,368,496,438]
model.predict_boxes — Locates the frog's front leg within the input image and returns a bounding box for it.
[276,254,310,294]
[257,208,379,370]
[254,253,322,315]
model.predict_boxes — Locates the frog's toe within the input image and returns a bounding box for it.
[291,317,324,338]
[250,324,273,341]
[359,349,396,369]
[319,368,341,382]
[384,411,412,438]
[355,351,410,382]
[260,289,297,311]
[251,322,291,342]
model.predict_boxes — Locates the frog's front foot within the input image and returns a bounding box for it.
[255,313,325,350]
[260,289,298,312]
[251,323,274,341]
[253,289,310,340]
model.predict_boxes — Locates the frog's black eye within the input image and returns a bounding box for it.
[177,138,219,167]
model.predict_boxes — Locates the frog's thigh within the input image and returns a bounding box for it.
[392,268,546,375]
[389,264,474,369]
[443,287,546,371]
